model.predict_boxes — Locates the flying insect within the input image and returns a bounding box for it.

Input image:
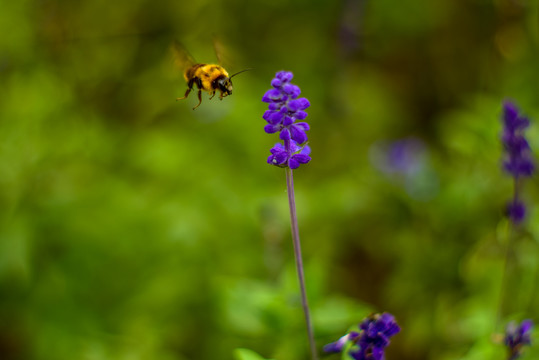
[172,40,250,110]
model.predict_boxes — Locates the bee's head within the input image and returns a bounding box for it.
[218,77,233,96]
[219,68,252,97]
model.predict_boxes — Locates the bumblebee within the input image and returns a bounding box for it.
[172,40,250,110]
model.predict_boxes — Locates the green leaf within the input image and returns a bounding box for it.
[233,348,274,360]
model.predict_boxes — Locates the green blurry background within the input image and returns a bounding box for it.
[1,0,539,359]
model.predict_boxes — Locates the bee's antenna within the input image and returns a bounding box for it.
[229,68,253,79]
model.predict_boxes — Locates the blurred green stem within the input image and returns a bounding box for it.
[496,177,519,331]
[496,219,513,332]
[286,167,318,360]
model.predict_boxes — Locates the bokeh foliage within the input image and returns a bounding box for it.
[1,0,538,360]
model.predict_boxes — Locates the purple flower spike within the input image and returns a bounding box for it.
[501,101,535,224]
[262,71,311,169]
[505,319,533,360]
[502,101,534,178]
[323,313,400,360]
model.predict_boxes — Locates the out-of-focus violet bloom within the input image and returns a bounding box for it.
[324,313,400,360]
[506,200,526,224]
[370,137,438,200]
[504,319,533,360]
[370,137,426,176]
[262,71,311,169]
[501,101,535,224]
[502,102,534,178]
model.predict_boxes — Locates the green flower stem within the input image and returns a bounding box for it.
[286,167,318,360]
[496,177,520,331]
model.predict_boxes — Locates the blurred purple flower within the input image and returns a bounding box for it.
[506,200,526,224]
[324,313,400,360]
[502,102,534,178]
[501,101,534,224]
[262,71,311,169]
[369,137,439,200]
[370,138,426,176]
[505,319,533,360]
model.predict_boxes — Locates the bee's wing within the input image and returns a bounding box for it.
[171,40,196,72]
[212,35,234,70]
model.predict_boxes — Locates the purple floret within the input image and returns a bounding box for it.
[505,319,533,360]
[323,313,400,360]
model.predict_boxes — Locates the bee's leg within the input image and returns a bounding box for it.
[192,89,203,110]
[209,91,216,100]
[177,78,195,101]
[176,87,191,100]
